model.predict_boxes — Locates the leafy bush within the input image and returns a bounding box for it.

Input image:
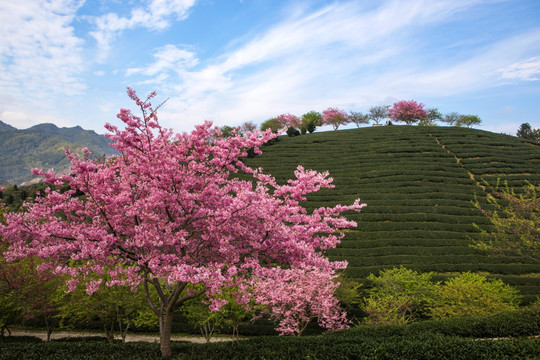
[362,267,437,325]
[429,272,521,318]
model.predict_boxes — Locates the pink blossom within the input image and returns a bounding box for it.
[276,113,301,128]
[321,108,349,131]
[388,100,427,125]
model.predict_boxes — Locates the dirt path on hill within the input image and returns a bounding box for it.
[9,329,236,343]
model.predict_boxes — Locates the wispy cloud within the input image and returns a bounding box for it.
[499,56,540,81]
[89,0,197,62]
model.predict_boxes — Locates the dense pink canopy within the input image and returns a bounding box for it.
[388,100,427,124]
[321,108,349,131]
[276,113,301,129]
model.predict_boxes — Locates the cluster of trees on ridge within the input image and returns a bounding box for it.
[517,122,540,143]
[1,89,538,358]
[219,100,482,138]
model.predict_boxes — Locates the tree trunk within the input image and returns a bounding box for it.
[232,324,239,343]
[45,316,53,342]
[143,277,206,358]
[104,323,115,344]
[159,310,175,358]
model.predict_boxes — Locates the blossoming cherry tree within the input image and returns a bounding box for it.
[1,89,365,357]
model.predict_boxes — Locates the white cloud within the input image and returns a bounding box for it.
[0,0,86,99]
[499,56,540,81]
[126,44,198,78]
[90,0,197,62]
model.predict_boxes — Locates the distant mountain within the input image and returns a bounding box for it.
[0,120,117,185]
[0,120,17,132]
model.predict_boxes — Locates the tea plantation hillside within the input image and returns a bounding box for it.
[245,125,540,303]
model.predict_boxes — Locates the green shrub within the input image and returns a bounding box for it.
[362,267,437,325]
[429,272,521,318]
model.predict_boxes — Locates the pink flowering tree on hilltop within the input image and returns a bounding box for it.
[321,107,349,131]
[0,89,366,357]
[388,100,427,125]
[276,113,301,129]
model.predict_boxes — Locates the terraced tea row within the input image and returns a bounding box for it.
[247,126,540,302]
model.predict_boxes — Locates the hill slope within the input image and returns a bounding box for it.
[0,121,116,185]
[245,126,540,302]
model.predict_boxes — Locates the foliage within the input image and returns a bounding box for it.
[321,107,349,131]
[362,267,437,325]
[441,112,460,126]
[0,242,61,342]
[286,126,300,137]
[260,118,282,133]
[517,122,540,143]
[368,105,388,125]
[218,286,255,342]
[218,125,235,138]
[56,281,150,343]
[181,293,223,342]
[429,272,520,318]
[348,111,369,128]
[300,111,321,134]
[388,100,427,125]
[333,273,362,310]
[455,114,481,127]
[1,88,365,357]
[473,180,540,263]
[419,108,442,126]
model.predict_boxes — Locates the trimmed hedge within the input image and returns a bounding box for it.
[2,309,539,359]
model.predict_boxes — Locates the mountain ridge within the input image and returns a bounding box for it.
[0,120,116,185]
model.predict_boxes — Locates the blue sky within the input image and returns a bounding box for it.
[1,0,539,135]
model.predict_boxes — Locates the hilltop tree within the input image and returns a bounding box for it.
[300,111,321,134]
[277,114,302,137]
[240,121,257,135]
[260,118,282,133]
[218,125,235,138]
[348,111,370,128]
[419,108,442,126]
[321,107,349,131]
[441,112,460,126]
[455,114,481,127]
[388,100,427,125]
[276,113,301,129]
[517,123,540,143]
[1,89,365,358]
[368,105,388,125]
